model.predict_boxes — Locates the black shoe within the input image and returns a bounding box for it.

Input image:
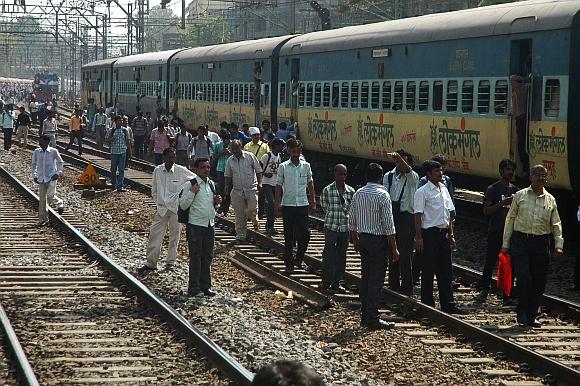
[137,265,156,275]
[203,289,216,297]
[294,260,305,269]
[528,318,542,328]
[187,289,202,297]
[502,297,516,307]
[444,307,468,315]
[363,319,395,330]
[57,207,64,215]
[330,284,346,294]
[283,265,294,275]
[475,290,488,303]
[516,313,528,325]
[116,188,127,192]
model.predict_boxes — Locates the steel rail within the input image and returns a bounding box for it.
[0,165,254,386]
[0,303,40,386]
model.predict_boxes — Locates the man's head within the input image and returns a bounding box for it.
[3,104,10,111]
[530,164,548,189]
[229,122,239,135]
[194,158,211,179]
[39,134,50,150]
[252,361,324,386]
[99,108,104,114]
[219,128,231,143]
[286,138,302,161]
[334,164,347,185]
[261,119,271,131]
[423,160,443,183]
[114,115,123,127]
[19,106,25,113]
[47,111,54,118]
[75,109,81,117]
[242,123,250,135]
[162,147,176,169]
[278,121,287,130]
[365,163,383,183]
[137,111,143,117]
[499,159,516,181]
[249,127,260,143]
[220,121,229,130]
[271,138,284,154]
[197,125,207,137]
[432,154,447,172]
[395,149,414,173]
[231,139,243,157]
[145,112,151,118]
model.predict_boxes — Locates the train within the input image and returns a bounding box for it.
[81,0,580,201]
[33,71,59,101]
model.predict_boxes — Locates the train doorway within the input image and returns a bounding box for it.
[290,58,300,122]
[509,39,532,177]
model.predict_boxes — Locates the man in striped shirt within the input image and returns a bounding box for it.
[349,163,399,330]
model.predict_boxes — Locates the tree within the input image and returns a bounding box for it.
[144,5,180,52]
[185,16,232,48]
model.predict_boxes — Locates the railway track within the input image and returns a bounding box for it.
[18,117,580,384]
[0,166,253,385]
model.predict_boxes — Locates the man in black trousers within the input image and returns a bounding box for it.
[349,163,399,330]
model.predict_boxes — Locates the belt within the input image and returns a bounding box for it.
[424,227,448,233]
[513,231,550,239]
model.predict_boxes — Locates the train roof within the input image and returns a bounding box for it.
[82,58,118,70]
[172,35,296,65]
[279,0,580,56]
[113,49,185,68]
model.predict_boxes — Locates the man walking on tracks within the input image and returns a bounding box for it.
[348,163,399,329]
[31,134,64,226]
[414,160,464,314]
[1,104,14,151]
[320,164,355,293]
[476,159,519,303]
[275,138,316,274]
[502,164,564,327]
[138,147,196,274]
[64,110,84,156]
[40,111,58,148]
[107,115,131,192]
[179,157,221,297]
[224,139,262,242]
[383,150,419,295]
[15,106,31,148]
[93,108,108,150]
[132,111,148,159]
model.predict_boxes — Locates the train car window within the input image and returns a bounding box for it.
[314,83,322,107]
[341,82,349,108]
[494,80,508,115]
[406,81,416,111]
[393,81,403,110]
[477,80,490,114]
[332,82,339,107]
[202,84,207,101]
[382,81,391,110]
[418,81,429,111]
[280,83,287,107]
[298,83,305,106]
[462,81,474,112]
[233,84,239,103]
[447,81,458,112]
[544,79,560,117]
[371,81,379,109]
[323,83,331,107]
[307,83,314,107]
[351,82,359,108]
[433,81,443,111]
[361,82,369,109]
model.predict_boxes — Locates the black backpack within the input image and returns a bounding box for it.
[177,178,216,224]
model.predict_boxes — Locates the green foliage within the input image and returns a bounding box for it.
[185,17,232,48]
[144,5,179,52]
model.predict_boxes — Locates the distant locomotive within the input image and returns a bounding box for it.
[33,71,59,101]
[82,0,580,199]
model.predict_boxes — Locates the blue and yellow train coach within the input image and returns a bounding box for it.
[81,0,580,196]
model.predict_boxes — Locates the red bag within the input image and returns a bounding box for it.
[497,251,512,297]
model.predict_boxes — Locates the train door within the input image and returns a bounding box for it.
[290,58,300,122]
[172,66,179,115]
[135,67,142,114]
[254,62,262,125]
[509,39,533,176]
[104,69,109,107]
[99,70,104,107]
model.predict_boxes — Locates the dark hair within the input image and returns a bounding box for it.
[230,122,239,130]
[499,159,517,173]
[242,123,250,129]
[252,361,325,386]
[271,138,285,148]
[262,119,270,125]
[114,115,123,121]
[422,160,442,174]
[193,158,210,168]
[286,138,302,149]
[39,134,51,142]
[162,147,176,156]
[197,125,206,131]
[432,154,447,165]
[365,163,383,182]
[396,149,414,165]
[278,121,287,130]
[219,128,231,140]
[220,121,229,129]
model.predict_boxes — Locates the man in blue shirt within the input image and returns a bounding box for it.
[106,115,131,192]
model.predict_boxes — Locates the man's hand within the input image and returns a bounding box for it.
[214,195,222,205]
[501,248,510,254]
[309,201,316,214]
[190,184,200,193]
[390,248,400,262]
[275,204,282,217]
[449,234,456,248]
[257,183,263,193]
[33,177,38,184]
[501,197,513,206]
[415,237,424,253]
[554,248,563,257]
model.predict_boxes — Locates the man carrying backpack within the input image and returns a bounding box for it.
[188,125,213,168]
[175,124,192,167]
[138,147,196,274]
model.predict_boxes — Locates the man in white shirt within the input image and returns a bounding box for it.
[414,160,464,314]
[31,134,64,226]
[138,147,196,273]
[1,104,14,151]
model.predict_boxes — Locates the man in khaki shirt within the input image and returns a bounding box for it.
[502,164,563,327]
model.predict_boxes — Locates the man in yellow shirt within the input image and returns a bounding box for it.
[244,126,270,219]
[64,109,84,155]
[502,164,564,327]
